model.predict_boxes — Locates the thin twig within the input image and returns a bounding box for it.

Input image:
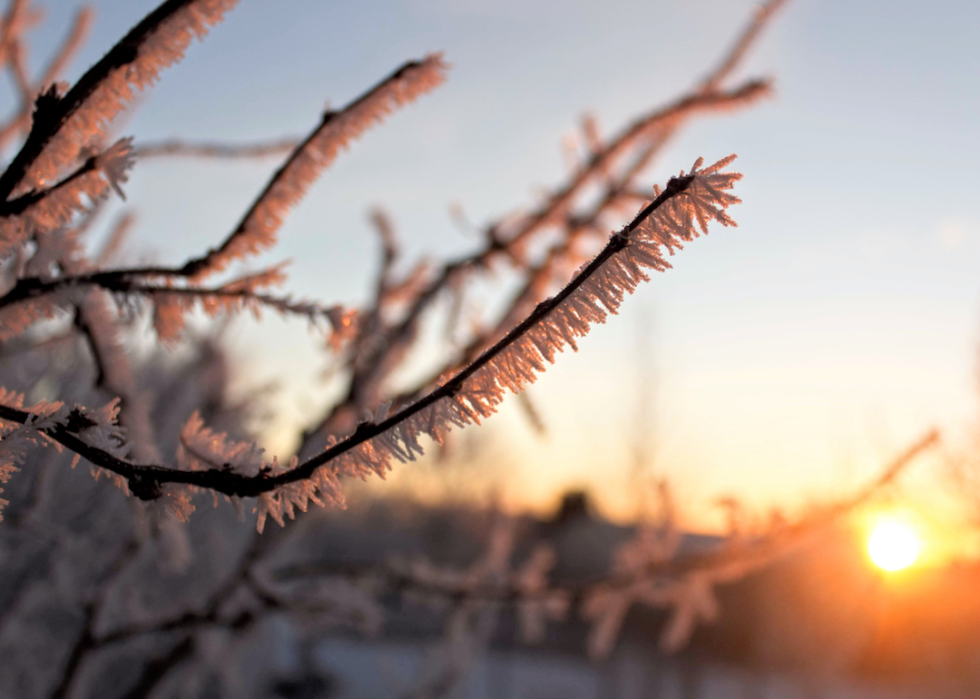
[133,137,298,159]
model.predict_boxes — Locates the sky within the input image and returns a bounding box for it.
[21,0,980,529]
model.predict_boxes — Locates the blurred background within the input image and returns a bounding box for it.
[3,0,980,697]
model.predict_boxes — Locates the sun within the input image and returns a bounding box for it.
[868,521,920,571]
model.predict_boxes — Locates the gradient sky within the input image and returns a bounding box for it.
[24,0,980,528]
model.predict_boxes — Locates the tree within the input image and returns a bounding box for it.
[0,1,939,697]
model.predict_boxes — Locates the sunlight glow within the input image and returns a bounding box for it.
[868,521,920,571]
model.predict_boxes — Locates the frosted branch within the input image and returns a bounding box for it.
[133,136,299,160]
[0,137,134,258]
[346,79,771,407]
[0,0,239,199]
[142,284,355,343]
[179,54,449,278]
[0,158,742,520]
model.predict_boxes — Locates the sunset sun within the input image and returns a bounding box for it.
[868,521,921,572]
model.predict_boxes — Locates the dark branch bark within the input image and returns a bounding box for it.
[117,636,195,699]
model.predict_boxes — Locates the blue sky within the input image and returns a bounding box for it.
[23,0,980,527]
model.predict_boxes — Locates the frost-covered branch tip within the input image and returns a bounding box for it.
[181,54,449,278]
